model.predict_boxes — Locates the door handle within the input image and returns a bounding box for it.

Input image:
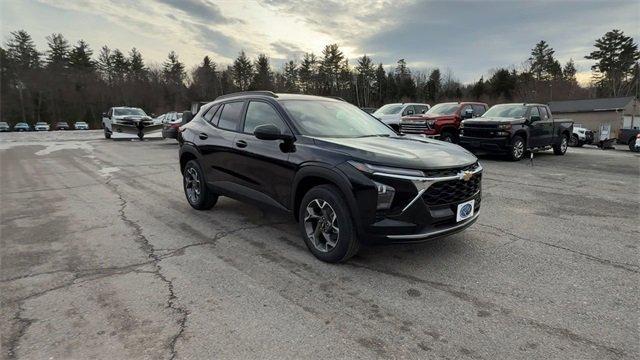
[235,140,247,148]
[199,132,208,140]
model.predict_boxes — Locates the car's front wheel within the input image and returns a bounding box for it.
[568,134,580,147]
[298,184,360,263]
[104,127,111,139]
[509,135,525,161]
[183,160,218,210]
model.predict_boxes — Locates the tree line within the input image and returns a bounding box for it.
[1,29,638,127]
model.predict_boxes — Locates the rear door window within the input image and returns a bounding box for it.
[203,104,220,124]
[217,101,245,131]
[539,106,550,120]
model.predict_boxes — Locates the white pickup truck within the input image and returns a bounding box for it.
[568,124,594,147]
[102,107,163,140]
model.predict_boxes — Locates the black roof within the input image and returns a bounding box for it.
[214,91,342,102]
[548,97,635,113]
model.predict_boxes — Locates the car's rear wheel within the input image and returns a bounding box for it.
[553,134,568,155]
[183,160,218,210]
[509,135,525,161]
[629,137,637,152]
[298,184,360,263]
[568,134,580,147]
[104,127,111,139]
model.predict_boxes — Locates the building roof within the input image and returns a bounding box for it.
[548,97,635,113]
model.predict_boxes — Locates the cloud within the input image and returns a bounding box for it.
[270,40,306,60]
[155,0,243,25]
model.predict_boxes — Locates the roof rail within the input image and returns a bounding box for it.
[215,91,278,101]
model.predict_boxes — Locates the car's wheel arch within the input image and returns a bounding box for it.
[179,143,202,175]
[513,130,527,146]
[291,164,362,233]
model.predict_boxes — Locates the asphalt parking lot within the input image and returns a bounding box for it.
[1,130,638,360]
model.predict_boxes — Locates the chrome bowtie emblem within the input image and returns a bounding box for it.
[460,171,473,182]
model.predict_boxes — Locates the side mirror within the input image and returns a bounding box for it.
[406,109,415,116]
[254,124,290,141]
[462,109,474,119]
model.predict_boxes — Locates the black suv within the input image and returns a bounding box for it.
[179,92,482,262]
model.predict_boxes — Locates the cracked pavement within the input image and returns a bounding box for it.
[1,131,638,359]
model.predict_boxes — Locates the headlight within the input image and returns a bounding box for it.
[497,124,511,130]
[373,181,395,210]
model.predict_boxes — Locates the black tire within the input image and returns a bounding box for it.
[440,131,454,143]
[553,134,568,155]
[568,134,579,147]
[104,127,111,139]
[509,135,525,161]
[183,160,218,210]
[629,137,637,152]
[298,184,360,263]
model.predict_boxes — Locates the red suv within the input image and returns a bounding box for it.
[400,102,488,143]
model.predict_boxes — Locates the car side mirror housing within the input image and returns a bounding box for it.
[254,124,291,141]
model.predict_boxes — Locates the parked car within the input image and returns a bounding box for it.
[102,106,162,139]
[568,124,594,147]
[617,128,640,151]
[74,121,89,130]
[372,103,430,131]
[360,107,378,114]
[34,122,50,131]
[0,122,11,132]
[179,91,482,262]
[53,121,70,130]
[400,102,488,143]
[13,122,30,132]
[459,103,573,161]
[161,111,185,140]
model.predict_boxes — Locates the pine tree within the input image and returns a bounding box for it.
[6,30,41,70]
[232,51,253,91]
[162,51,185,85]
[356,55,375,106]
[426,68,441,102]
[68,40,94,71]
[282,60,298,92]
[251,54,273,90]
[45,33,69,69]
[128,48,146,81]
[374,63,387,104]
[97,46,113,82]
[529,40,557,81]
[471,76,485,99]
[563,59,577,82]
[319,44,344,94]
[192,55,219,99]
[586,29,640,96]
[298,52,317,93]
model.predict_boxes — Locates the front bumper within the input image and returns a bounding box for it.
[459,136,511,152]
[343,162,483,243]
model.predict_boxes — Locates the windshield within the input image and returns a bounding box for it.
[281,100,395,138]
[36,122,47,125]
[0,122,8,126]
[76,122,87,125]
[114,108,146,116]
[426,103,459,116]
[482,104,527,118]
[373,104,403,116]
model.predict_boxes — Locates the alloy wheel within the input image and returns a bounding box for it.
[303,199,339,253]
[513,140,524,159]
[185,167,201,204]
[561,136,568,153]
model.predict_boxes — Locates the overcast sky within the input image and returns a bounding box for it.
[2,0,638,84]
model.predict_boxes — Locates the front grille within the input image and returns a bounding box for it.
[400,121,429,134]
[462,129,496,138]
[422,162,478,177]
[423,173,481,206]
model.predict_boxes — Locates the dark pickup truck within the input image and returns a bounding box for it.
[459,103,573,161]
[618,128,640,152]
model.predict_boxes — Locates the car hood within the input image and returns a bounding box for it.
[114,115,152,121]
[463,117,526,125]
[402,114,455,122]
[311,136,477,169]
